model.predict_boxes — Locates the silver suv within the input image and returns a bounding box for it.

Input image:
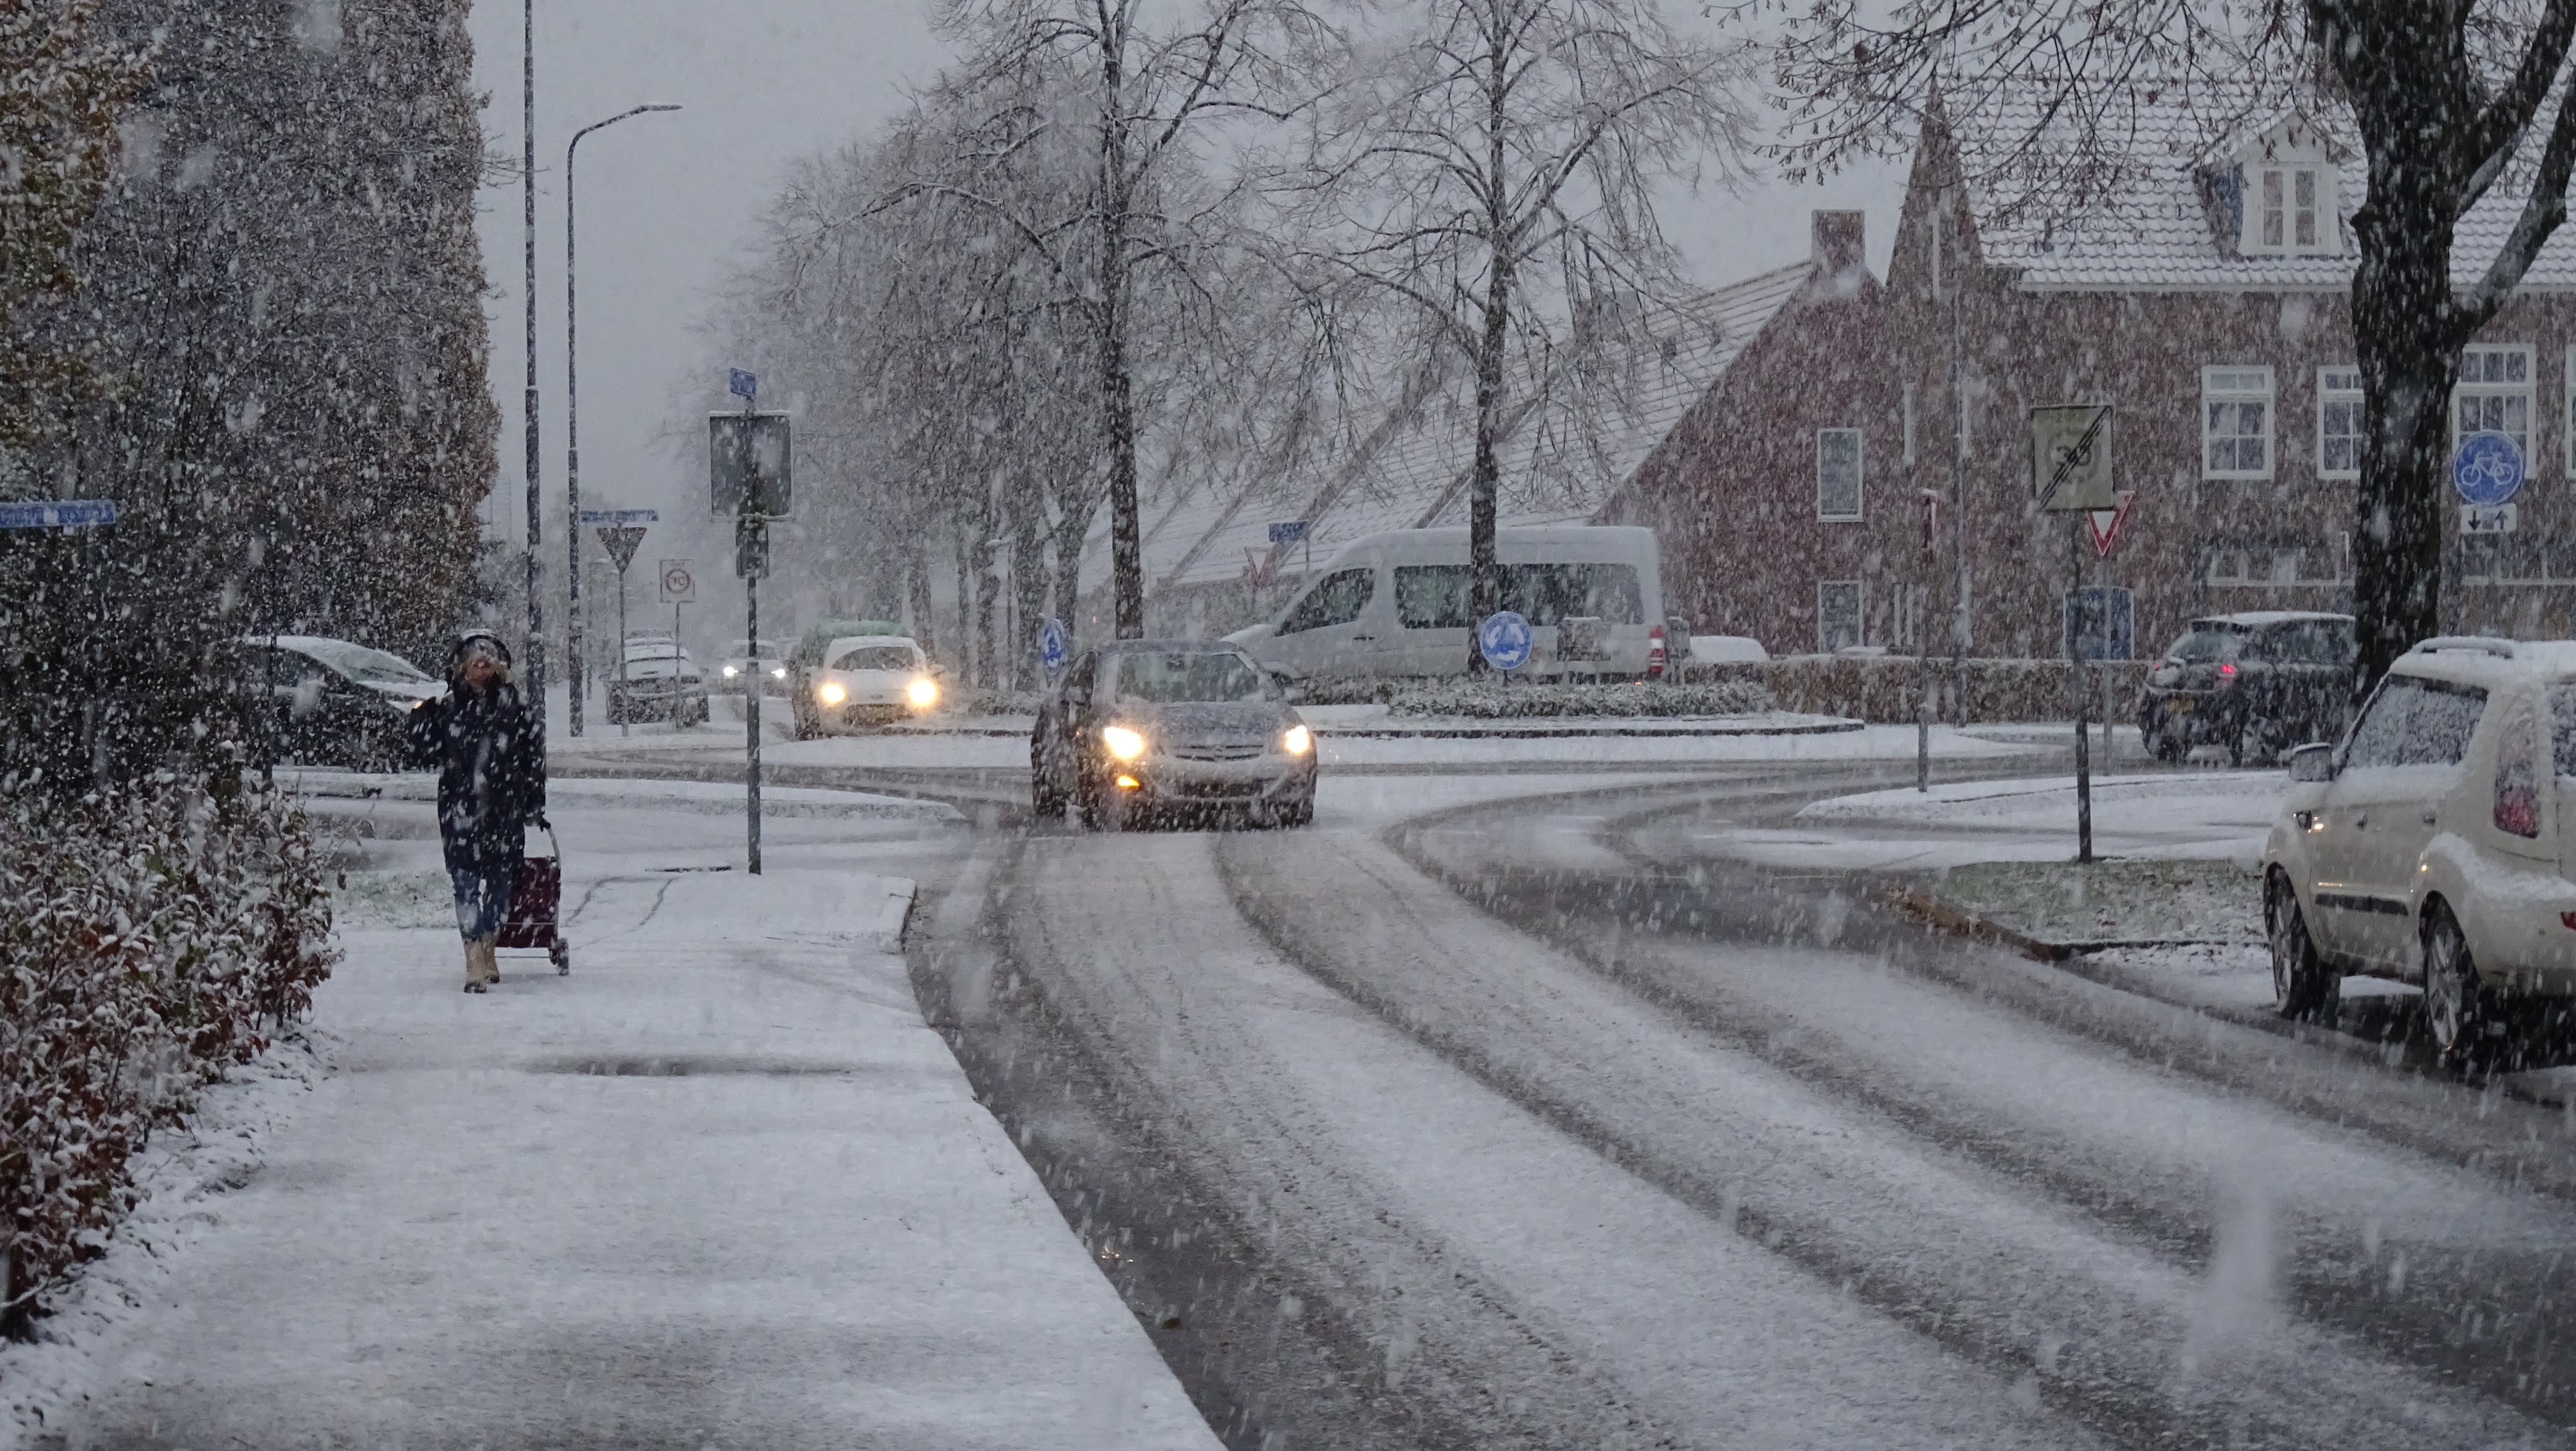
[2262,637,2576,1069]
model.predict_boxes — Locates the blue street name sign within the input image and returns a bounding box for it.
[1038,616,1069,675]
[0,499,115,529]
[728,368,758,401]
[1478,610,1532,671]
[2453,429,2527,507]
[577,508,660,525]
[1268,520,1308,544]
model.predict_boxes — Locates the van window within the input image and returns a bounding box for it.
[1279,569,1374,635]
[2343,674,2487,769]
[1395,565,1474,628]
[1505,564,1643,625]
[1391,563,1644,629]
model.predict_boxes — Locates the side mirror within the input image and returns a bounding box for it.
[2288,742,2335,782]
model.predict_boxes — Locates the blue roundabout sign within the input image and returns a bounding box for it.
[1477,610,1533,672]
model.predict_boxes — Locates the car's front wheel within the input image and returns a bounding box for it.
[2422,903,2501,1073]
[2264,870,2334,1023]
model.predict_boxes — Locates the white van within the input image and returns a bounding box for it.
[1225,526,1669,681]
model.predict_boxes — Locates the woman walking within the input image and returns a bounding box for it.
[406,630,547,992]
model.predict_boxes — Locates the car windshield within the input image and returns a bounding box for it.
[829,645,916,671]
[281,639,434,685]
[1112,650,1273,703]
[625,642,684,661]
[2167,625,2245,663]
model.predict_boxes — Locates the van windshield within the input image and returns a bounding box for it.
[1394,564,1643,628]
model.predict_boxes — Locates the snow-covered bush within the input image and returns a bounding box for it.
[0,774,337,1336]
[1385,678,1778,718]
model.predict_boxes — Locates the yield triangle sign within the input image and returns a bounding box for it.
[2085,490,2136,559]
[596,524,648,572]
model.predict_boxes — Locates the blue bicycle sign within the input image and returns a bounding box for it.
[2453,430,2527,508]
[1478,610,1533,671]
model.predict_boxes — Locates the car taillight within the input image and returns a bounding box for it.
[1646,624,1667,679]
[2218,662,2238,685]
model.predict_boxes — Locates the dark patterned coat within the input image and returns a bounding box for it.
[405,682,546,875]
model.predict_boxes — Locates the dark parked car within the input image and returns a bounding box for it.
[1032,641,1317,829]
[239,634,443,770]
[2138,611,2355,766]
[608,636,710,726]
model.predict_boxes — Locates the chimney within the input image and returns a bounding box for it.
[1812,210,1866,278]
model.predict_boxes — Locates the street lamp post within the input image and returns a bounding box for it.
[564,102,681,737]
[522,0,541,722]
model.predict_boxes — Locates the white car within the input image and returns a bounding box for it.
[797,635,940,734]
[2263,636,2576,1069]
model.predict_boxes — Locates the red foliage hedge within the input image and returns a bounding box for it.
[0,776,337,1336]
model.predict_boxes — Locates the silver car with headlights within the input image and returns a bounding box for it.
[1031,641,1317,829]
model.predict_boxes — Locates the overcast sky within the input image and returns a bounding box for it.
[466,0,1906,549]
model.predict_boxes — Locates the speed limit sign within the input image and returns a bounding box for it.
[657,558,696,605]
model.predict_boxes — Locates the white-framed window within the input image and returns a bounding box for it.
[1816,427,1863,521]
[2202,366,2274,479]
[2565,345,2576,476]
[2454,344,2532,457]
[2318,366,2362,479]
[2240,163,2336,255]
[1818,580,1863,653]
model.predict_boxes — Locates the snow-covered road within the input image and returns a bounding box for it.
[925,765,2576,1449]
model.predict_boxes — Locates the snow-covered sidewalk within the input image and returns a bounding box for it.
[15,806,1216,1449]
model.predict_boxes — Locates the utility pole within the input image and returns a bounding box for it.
[564,102,681,737]
[521,0,543,723]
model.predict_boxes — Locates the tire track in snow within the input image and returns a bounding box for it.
[1328,783,2576,1442]
[990,825,2100,1451]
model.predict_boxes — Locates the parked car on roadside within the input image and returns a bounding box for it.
[795,636,939,735]
[2140,610,2355,766]
[238,634,443,770]
[608,636,709,726]
[1224,525,1670,683]
[716,639,787,696]
[2263,635,2576,1070]
[1032,640,1316,830]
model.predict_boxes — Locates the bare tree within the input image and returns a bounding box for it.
[929,0,1330,637]
[1271,0,1750,664]
[1770,0,2576,693]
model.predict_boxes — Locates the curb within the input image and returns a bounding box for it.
[1890,886,2251,961]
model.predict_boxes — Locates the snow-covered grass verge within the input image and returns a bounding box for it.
[1931,858,2260,946]
[1301,676,1780,717]
[0,1038,320,1447]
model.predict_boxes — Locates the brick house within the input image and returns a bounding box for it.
[1619,89,2576,659]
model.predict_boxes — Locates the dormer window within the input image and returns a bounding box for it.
[2243,163,2336,254]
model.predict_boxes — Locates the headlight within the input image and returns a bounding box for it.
[1101,725,1146,760]
[905,676,939,708]
[1282,724,1312,755]
[817,681,847,706]
[723,665,738,677]
[771,666,787,679]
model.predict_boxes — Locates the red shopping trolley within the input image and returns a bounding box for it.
[494,819,570,974]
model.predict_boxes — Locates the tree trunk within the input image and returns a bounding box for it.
[973,532,999,690]
[906,545,938,661]
[1097,34,1145,639]
[1055,488,1095,636]
[1012,495,1046,691]
[2343,57,2473,701]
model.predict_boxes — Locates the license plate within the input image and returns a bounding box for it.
[2167,697,2193,714]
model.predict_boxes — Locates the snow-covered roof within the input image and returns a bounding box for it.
[1950,84,2576,292]
[1119,260,1820,594]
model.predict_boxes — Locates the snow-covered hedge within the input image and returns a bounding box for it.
[1683,656,2153,724]
[1384,678,1778,719]
[0,777,338,1336]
